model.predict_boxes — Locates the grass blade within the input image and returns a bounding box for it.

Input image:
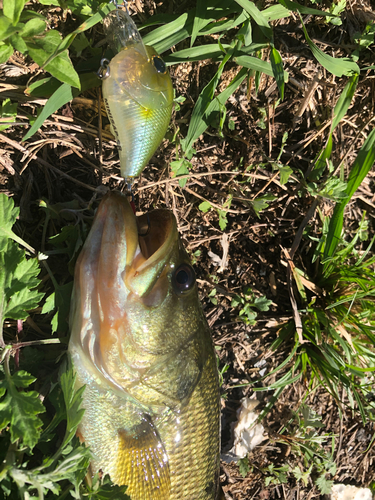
[182,66,248,156]
[234,0,273,40]
[270,46,285,99]
[300,15,359,77]
[332,74,359,130]
[191,0,208,47]
[324,128,375,259]
[311,75,358,179]
[278,0,341,17]
[23,83,79,141]
[235,54,288,80]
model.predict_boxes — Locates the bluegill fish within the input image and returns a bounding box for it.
[69,192,220,499]
[101,10,173,179]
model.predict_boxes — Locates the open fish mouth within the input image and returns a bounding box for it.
[84,191,179,298]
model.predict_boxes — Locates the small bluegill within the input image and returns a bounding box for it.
[102,10,173,180]
[69,192,220,499]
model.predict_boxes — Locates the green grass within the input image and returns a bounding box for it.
[1,0,375,496]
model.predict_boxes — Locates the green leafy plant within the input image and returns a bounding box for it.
[271,404,336,495]
[0,194,128,498]
[231,287,272,325]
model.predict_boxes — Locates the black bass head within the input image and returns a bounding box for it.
[69,192,210,409]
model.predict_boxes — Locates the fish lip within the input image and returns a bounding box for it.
[96,192,177,296]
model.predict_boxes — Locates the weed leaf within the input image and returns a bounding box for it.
[234,0,273,40]
[270,46,284,99]
[3,0,26,25]
[23,83,80,140]
[278,0,340,17]
[300,16,359,76]
[0,370,45,449]
[324,128,375,259]
[0,194,34,252]
[238,457,250,477]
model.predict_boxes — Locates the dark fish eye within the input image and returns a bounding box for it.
[152,55,167,74]
[172,264,196,294]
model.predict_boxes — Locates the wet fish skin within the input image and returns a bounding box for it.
[69,192,220,499]
[102,10,173,180]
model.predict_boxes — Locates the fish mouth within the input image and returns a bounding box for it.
[93,191,177,298]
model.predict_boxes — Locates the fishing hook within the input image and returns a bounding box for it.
[97,58,110,79]
[111,0,130,15]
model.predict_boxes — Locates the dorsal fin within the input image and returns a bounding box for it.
[115,415,170,500]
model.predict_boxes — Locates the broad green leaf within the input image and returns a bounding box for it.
[270,46,284,99]
[251,194,277,217]
[86,474,131,499]
[237,17,252,46]
[300,17,359,76]
[279,165,293,184]
[199,201,212,213]
[41,292,55,314]
[3,0,26,25]
[23,83,80,141]
[37,0,59,4]
[234,0,273,40]
[218,209,228,230]
[0,42,13,63]
[25,76,62,98]
[21,17,46,37]
[315,475,334,495]
[19,9,47,21]
[0,16,21,41]
[9,32,27,53]
[253,296,272,311]
[26,30,80,88]
[238,457,250,477]
[0,369,45,449]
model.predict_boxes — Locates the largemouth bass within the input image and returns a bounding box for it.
[69,192,220,499]
[101,10,173,179]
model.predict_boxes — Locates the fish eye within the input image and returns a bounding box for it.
[151,55,167,74]
[172,264,196,294]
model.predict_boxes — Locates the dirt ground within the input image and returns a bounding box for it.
[1,0,375,498]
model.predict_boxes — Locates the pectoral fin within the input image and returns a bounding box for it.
[115,415,170,500]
